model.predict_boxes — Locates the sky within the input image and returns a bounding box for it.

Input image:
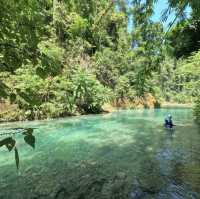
[127,0,191,32]
[151,0,175,25]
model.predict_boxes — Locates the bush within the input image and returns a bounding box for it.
[114,75,136,101]
[72,71,111,114]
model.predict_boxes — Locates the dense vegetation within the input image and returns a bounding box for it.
[0,0,199,122]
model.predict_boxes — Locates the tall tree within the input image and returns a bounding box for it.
[130,0,164,95]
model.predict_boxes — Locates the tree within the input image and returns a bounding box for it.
[130,0,165,95]
[167,19,200,58]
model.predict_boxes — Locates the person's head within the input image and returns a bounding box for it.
[168,114,172,119]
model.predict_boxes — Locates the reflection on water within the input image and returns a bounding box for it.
[0,108,199,199]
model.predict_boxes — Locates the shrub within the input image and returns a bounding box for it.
[72,71,111,113]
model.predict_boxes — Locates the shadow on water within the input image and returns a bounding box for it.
[0,128,36,169]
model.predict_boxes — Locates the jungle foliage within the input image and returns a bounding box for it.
[0,0,200,122]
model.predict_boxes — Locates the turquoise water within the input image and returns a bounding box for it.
[0,108,199,199]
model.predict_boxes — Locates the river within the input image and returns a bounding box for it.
[0,108,199,199]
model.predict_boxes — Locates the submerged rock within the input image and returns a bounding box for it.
[130,189,146,199]
[157,182,198,199]
[130,177,198,199]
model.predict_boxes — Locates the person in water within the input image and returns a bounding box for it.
[164,114,174,128]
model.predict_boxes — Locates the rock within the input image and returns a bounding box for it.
[130,189,145,199]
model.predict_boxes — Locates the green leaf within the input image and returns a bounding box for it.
[6,138,16,152]
[24,134,35,149]
[0,137,16,151]
[14,147,19,170]
[10,93,16,103]
[36,67,46,78]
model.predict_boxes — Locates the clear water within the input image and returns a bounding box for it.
[0,108,199,199]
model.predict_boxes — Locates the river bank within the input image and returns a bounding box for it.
[161,102,194,108]
[103,101,194,113]
[0,97,194,123]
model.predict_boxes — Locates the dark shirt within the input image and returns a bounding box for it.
[164,118,173,128]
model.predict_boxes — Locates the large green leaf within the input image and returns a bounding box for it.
[0,137,16,151]
[24,134,35,149]
[14,147,19,170]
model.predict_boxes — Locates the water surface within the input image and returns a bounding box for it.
[0,108,199,199]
